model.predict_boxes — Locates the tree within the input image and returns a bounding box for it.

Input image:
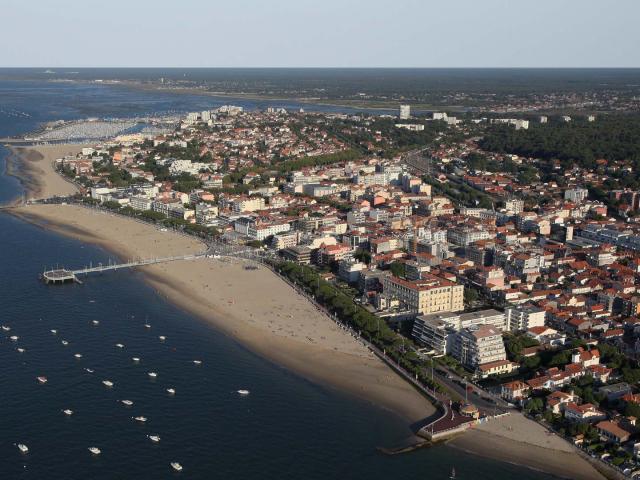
[389,262,406,278]
[464,288,479,304]
[524,397,544,414]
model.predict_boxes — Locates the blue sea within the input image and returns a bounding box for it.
[0,79,553,479]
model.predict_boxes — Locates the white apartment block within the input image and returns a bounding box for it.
[452,325,507,369]
[248,222,291,241]
[505,305,546,332]
[232,197,266,213]
[564,188,589,204]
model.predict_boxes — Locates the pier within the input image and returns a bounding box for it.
[41,254,202,284]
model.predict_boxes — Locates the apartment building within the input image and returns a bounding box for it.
[451,325,507,369]
[505,304,546,331]
[412,309,506,354]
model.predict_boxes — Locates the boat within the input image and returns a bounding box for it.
[61,340,69,346]
[166,388,176,395]
[148,372,158,378]
[91,320,99,326]
[121,400,133,406]
[37,376,47,384]
[88,447,101,455]
[115,343,124,349]
[144,324,151,329]
[17,443,29,454]
[85,368,94,373]
[148,435,160,443]
[450,467,456,479]
[237,389,250,395]
[50,329,57,334]
[9,335,18,341]
[158,336,166,341]
[102,380,114,387]
[2,325,10,331]
[17,348,25,353]
[63,409,73,416]
[171,462,183,472]
[134,416,147,423]
[132,357,140,362]
[74,353,83,358]
[193,360,202,365]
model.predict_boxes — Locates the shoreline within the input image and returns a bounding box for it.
[448,415,608,480]
[8,203,436,427]
[4,144,83,201]
[8,204,608,480]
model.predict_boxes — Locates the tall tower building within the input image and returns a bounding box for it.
[399,104,411,120]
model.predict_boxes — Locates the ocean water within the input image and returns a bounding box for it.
[0,78,553,479]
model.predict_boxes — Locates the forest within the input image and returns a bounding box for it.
[480,115,640,171]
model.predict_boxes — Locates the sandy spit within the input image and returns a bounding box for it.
[5,144,85,201]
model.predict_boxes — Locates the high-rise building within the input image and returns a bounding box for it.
[451,325,507,369]
[399,104,411,120]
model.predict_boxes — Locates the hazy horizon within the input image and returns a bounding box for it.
[1,0,639,68]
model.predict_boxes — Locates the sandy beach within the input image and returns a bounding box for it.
[449,413,607,480]
[8,202,612,479]
[6,144,83,201]
[10,203,436,424]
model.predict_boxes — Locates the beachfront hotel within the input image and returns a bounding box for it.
[382,273,464,315]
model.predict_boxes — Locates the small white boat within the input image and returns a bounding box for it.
[171,462,183,472]
[91,320,99,326]
[158,336,166,341]
[85,368,94,373]
[37,376,48,384]
[1,325,10,331]
[63,409,73,416]
[193,360,202,365]
[17,443,29,454]
[115,343,124,349]
[148,372,158,378]
[121,399,133,406]
[17,347,25,353]
[102,380,114,388]
[132,357,141,362]
[167,388,176,395]
[74,353,83,359]
[144,324,151,329]
[50,329,57,334]
[148,435,160,443]
[9,335,18,342]
[88,447,101,455]
[134,416,147,423]
[237,389,250,396]
[61,340,69,346]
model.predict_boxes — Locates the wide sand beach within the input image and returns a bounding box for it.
[11,203,608,480]
[11,203,436,424]
[5,144,607,479]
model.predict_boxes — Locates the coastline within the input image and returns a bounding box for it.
[9,203,436,426]
[9,204,608,480]
[449,413,608,480]
[3,145,605,479]
[5,144,83,201]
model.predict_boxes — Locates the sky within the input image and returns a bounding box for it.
[1,0,639,68]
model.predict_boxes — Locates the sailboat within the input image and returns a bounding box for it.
[450,467,456,479]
